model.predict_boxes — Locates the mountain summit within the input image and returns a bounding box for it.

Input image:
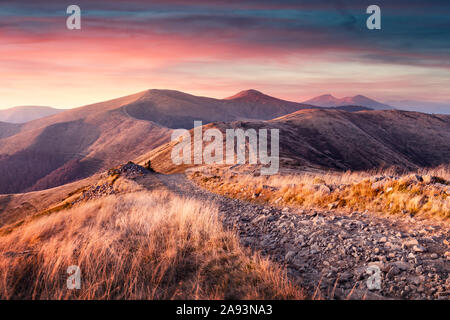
[225,89,271,101]
[224,89,318,118]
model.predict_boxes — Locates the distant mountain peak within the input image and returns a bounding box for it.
[144,89,188,97]
[319,94,336,98]
[225,89,268,100]
[0,106,63,124]
[350,95,374,102]
[303,94,395,110]
[314,94,338,102]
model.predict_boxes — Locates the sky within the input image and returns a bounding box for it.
[1,0,449,109]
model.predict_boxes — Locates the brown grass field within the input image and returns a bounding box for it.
[0,188,302,299]
[189,165,450,220]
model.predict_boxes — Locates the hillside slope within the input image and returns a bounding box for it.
[270,109,450,170]
[0,89,317,194]
[0,122,22,139]
[0,91,173,194]
[140,109,450,173]
[0,109,171,194]
[0,167,300,299]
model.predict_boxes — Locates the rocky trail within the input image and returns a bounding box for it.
[148,173,449,300]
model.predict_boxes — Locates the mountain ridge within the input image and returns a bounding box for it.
[0,106,64,124]
[303,94,395,110]
[0,89,316,194]
[140,109,450,174]
[1,88,448,194]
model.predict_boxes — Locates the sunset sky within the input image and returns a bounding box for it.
[1,0,449,109]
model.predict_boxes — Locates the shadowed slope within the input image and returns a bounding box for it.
[270,109,450,170]
[0,98,172,194]
[0,122,22,139]
[140,109,450,173]
[0,171,302,300]
[0,89,319,194]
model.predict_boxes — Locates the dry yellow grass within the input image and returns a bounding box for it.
[190,166,449,219]
[0,190,302,300]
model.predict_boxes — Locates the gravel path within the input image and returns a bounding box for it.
[150,173,449,300]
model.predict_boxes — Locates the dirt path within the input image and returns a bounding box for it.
[148,173,449,300]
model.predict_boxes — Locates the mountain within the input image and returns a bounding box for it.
[2,88,448,194]
[303,94,395,110]
[327,105,373,112]
[0,121,22,139]
[269,109,449,170]
[0,106,64,123]
[224,89,318,118]
[123,89,317,129]
[384,100,450,114]
[0,91,173,194]
[140,109,450,173]
[0,89,316,194]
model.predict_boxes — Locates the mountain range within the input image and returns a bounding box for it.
[302,94,395,110]
[385,99,450,114]
[0,89,314,193]
[0,89,449,194]
[0,106,64,123]
[2,92,448,127]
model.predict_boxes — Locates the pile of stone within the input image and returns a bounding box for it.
[72,183,115,205]
[108,162,149,179]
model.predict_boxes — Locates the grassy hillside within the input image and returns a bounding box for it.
[0,175,302,299]
[0,110,171,194]
[0,89,314,194]
[140,109,450,175]
[190,166,450,220]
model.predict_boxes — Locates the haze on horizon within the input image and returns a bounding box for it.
[0,0,449,110]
